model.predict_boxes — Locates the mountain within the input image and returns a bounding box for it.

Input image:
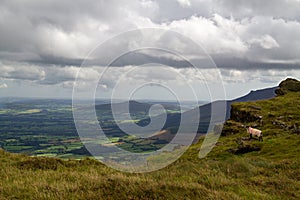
[226,86,278,119]
[96,100,180,113]
[135,85,278,142]
[196,85,278,122]
[96,100,151,112]
[231,86,278,103]
[81,84,279,144]
[96,86,277,137]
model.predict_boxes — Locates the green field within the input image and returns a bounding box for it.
[0,99,181,158]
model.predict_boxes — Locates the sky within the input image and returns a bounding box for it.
[0,0,300,101]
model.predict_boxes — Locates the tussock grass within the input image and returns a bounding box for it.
[1,129,299,200]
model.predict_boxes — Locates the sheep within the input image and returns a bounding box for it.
[246,126,263,141]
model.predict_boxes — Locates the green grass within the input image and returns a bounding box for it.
[0,129,299,199]
[18,109,42,114]
[1,127,299,199]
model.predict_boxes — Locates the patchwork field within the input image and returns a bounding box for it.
[0,99,182,158]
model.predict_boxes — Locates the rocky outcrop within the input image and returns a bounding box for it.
[275,78,300,95]
[220,103,264,137]
[272,119,300,134]
[228,137,262,154]
[221,120,244,136]
[230,105,263,125]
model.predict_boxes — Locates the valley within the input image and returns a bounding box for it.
[0,99,183,158]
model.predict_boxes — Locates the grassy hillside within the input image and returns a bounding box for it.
[0,79,299,199]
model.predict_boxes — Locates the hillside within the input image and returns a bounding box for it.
[0,79,299,199]
[96,100,180,113]
[137,84,277,142]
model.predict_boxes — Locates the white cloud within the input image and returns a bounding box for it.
[166,14,248,55]
[249,35,280,49]
[0,83,8,89]
[220,69,300,84]
[36,25,92,59]
[0,62,102,86]
[0,64,46,81]
[177,0,191,7]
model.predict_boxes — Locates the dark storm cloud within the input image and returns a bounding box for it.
[212,56,300,70]
[27,55,84,67]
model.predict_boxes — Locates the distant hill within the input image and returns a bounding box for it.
[231,86,278,103]
[96,100,180,113]
[188,85,278,122]
[226,86,278,118]
[95,85,277,138]
[96,84,278,145]
[138,85,278,140]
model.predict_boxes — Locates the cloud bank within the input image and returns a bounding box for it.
[0,0,299,98]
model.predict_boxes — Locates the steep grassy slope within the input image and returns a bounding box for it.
[0,79,299,199]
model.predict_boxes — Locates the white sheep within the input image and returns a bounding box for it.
[246,126,263,141]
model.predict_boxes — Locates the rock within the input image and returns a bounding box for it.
[293,123,300,134]
[249,105,262,110]
[276,78,300,95]
[228,138,262,154]
[233,145,261,154]
[221,120,244,136]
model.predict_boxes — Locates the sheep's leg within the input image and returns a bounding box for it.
[249,134,252,139]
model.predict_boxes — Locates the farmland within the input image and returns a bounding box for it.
[0,99,182,159]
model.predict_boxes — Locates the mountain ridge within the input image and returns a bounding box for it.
[147,85,277,135]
